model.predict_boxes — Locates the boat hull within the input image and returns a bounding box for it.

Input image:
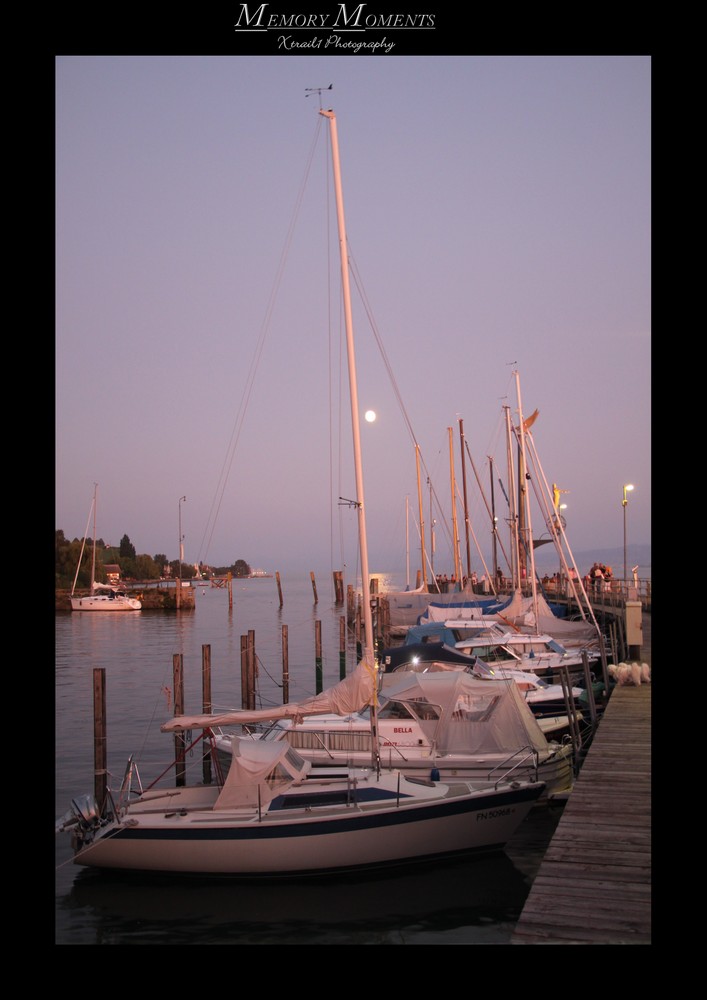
[73,780,544,877]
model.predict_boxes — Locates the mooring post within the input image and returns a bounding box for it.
[339,615,346,680]
[202,644,212,785]
[173,653,185,786]
[93,667,107,813]
[282,624,289,703]
[315,619,323,693]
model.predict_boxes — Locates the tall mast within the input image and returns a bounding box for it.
[490,458,498,583]
[319,109,375,670]
[448,427,462,585]
[458,418,472,582]
[415,444,427,590]
[91,482,98,590]
[405,495,410,589]
[514,370,539,628]
[504,405,519,589]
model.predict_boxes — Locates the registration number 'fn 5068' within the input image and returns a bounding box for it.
[477,807,512,820]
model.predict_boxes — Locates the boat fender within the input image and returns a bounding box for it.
[430,767,440,782]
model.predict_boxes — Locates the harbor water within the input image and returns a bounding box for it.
[55,572,565,945]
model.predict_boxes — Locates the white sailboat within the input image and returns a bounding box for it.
[70,485,141,612]
[57,109,543,877]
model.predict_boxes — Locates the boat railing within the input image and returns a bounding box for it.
[112,754,145,812]
[487,746,540,788]
[466,576,651,611]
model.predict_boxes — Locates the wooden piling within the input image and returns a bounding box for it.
[276,571,284,607]
[282,624,289,703]
[339,615,346,680]
[248,629,257,682]
[333,570,344,604]
[310,571,318,604]
[379,597,390,647]
[173,654,185,786]
[202,644,212,785]
[315,619,323,693]
[240,635,249,709]
[93,668,107,812]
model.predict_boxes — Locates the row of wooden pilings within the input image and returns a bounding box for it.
[91,572,381,805]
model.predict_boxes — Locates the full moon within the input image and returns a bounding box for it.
[364,410,377,423]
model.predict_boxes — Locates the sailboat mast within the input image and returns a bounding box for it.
[458,418,472,582]
[448,427,462,585]
[514,371,539,626]
[91,483,98,591]
[415,444,428,590]
[320,109,374,668]
[490,458,498,583]
[405,495,410,589]
[504,405,519,589]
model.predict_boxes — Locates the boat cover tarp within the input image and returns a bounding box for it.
[418,599,512,623]
[214,736,297,810]
[497,591,599,647]
[385,587,599,646]
[383,586,482,627]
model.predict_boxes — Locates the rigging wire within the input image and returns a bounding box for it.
[196,116,326,566]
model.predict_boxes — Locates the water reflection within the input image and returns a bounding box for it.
[61,851,531,945]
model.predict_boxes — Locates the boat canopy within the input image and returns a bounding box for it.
[381,640,476,672]
[379,672,549,756]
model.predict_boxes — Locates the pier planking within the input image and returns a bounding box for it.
[511,680,651,945]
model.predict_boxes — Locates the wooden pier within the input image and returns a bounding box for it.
[511,679,651,945]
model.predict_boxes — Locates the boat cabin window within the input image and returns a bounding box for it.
[465,645,517,664]
[452,693,500,722]
[405,698,441,722]
[379,700,415,721]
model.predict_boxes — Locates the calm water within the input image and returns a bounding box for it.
[55,572,563,945]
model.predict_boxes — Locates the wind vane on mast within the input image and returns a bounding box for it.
[305,84,333,101]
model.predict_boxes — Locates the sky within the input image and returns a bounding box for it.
[55,52,650,580]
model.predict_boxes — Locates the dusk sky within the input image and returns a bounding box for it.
[55,54,650,580]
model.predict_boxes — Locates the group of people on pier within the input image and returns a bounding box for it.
[586,561,613,593]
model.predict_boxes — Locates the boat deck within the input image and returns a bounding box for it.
[510,679,651,945]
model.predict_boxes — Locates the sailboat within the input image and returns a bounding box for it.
[56,109,543,877]
[70,485,141,612]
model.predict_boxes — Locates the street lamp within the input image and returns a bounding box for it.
[178,496,187,607]
[622,484,634,590]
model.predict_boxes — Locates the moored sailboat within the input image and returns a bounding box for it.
[70,485,141,612]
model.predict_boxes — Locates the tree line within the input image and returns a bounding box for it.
[55,530,251,590]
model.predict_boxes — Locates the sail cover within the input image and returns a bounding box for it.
[161,657,378,733]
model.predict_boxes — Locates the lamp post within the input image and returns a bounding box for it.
[622,483,634,591]
[177,496,186,608]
